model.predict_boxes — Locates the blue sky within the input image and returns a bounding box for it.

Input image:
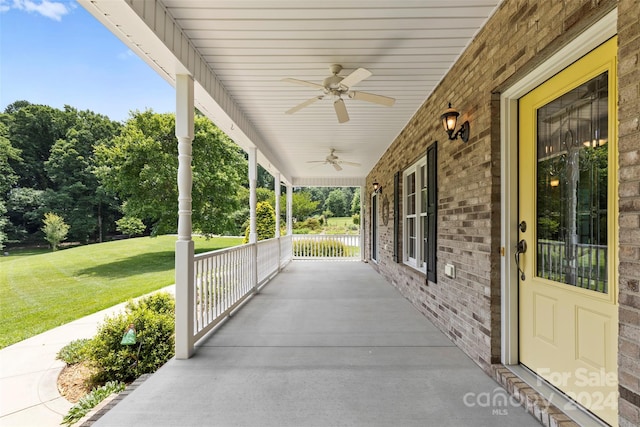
[0,0,175,122]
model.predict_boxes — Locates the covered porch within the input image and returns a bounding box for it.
[75,1,640,425]
[91,261,540,427]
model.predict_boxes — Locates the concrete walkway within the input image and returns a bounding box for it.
[92,262,541,427]
[0,286,174,427]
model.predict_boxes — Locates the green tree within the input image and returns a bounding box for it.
[351,190,360,215]
[0,122,21,250]
[324,189,348,217]
[42,212,69,251]
[115,216,146,237]
[6,187,46,240]
[3,101,67,190]
[291,191,319,221]
[43,108,121,243]
[95,110,246,236]
[256,164,274,189]
[2,103,121,244]
[242,201,276,243]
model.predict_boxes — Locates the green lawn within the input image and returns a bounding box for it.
[0,235,242,348]
[323,216,360,235]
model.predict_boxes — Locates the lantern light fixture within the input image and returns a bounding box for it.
[373,181,382,194]
[440,103,470,143]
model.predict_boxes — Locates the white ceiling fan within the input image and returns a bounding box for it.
[306,149,361,171]
[283,64,395,123]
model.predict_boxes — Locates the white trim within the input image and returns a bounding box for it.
[402,156,428,272]
[499,7,617,367]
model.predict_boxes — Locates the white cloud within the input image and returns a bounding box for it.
[117,49,135,60]
[1,0,72,21]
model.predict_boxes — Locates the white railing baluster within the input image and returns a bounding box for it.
[291,234,360,260]
[536,240,606,292]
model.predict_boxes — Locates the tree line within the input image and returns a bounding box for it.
[0,101,360,250]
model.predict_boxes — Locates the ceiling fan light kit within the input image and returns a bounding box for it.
[283,64,396,123]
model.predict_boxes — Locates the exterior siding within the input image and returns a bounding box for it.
[366,0,639,425]
[617,1,640,426]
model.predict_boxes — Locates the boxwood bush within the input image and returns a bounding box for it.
[86,292,175,385]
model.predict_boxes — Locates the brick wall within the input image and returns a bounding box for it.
[367,0,639,425]
[617,1,640,425]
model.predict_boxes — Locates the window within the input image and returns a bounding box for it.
[402,143,437,281]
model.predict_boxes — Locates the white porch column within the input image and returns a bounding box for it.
[286,184,293,235]
[248,147,258,291]
[274,173,281,270]
[248,147,257,244]
[175,74,195,359]
[359,186,365,261]
[274,173,281,238]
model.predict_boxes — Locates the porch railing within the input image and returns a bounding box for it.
[537,240,607,292]
[292,234,360,260]
[192,235,294,341]
[192,244,255,341]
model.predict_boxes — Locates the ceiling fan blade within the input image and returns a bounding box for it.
[340,161,361,167]
[282,78,325,90]
[332,163,342,171]
[348,91,396,107]
[306,160,326,164]
[286,96,322,114]
[334,98,349,123]
[339,67,372,89]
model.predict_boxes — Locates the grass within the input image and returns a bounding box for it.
[0,235,242,349]
[324,216,355,227]
[324,216,360,235]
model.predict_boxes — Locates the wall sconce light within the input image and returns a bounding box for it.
[373,182,382,194]
[440,103,470,143]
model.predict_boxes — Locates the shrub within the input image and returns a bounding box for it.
[56,338,91,365]
[293,238,348,257]
[352,214,360,225]
[61,381,126,426]
[86,292,175,385]
[304,218,321,230]
[115,216,146,237]
[292,228,311,235]
[242,201,276,243]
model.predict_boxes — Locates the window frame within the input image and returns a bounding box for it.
[401,142,437,282]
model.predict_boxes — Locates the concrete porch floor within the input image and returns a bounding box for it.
[93,261,540,427]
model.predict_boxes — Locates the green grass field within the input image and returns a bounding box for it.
[0,235,242,348]
[323,216,359,234]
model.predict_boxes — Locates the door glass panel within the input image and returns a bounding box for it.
[536,72,608,293]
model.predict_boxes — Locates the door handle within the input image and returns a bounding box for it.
[515,239,527,281]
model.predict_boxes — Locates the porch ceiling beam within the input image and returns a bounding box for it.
[78,0,292,185]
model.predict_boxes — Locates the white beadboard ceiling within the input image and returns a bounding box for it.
[79,0,502,187]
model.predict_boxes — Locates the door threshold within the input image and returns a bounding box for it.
[505,364,612,427]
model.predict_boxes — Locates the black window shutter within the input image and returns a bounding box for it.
[426,142,437,283]
[393,171,400,263]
